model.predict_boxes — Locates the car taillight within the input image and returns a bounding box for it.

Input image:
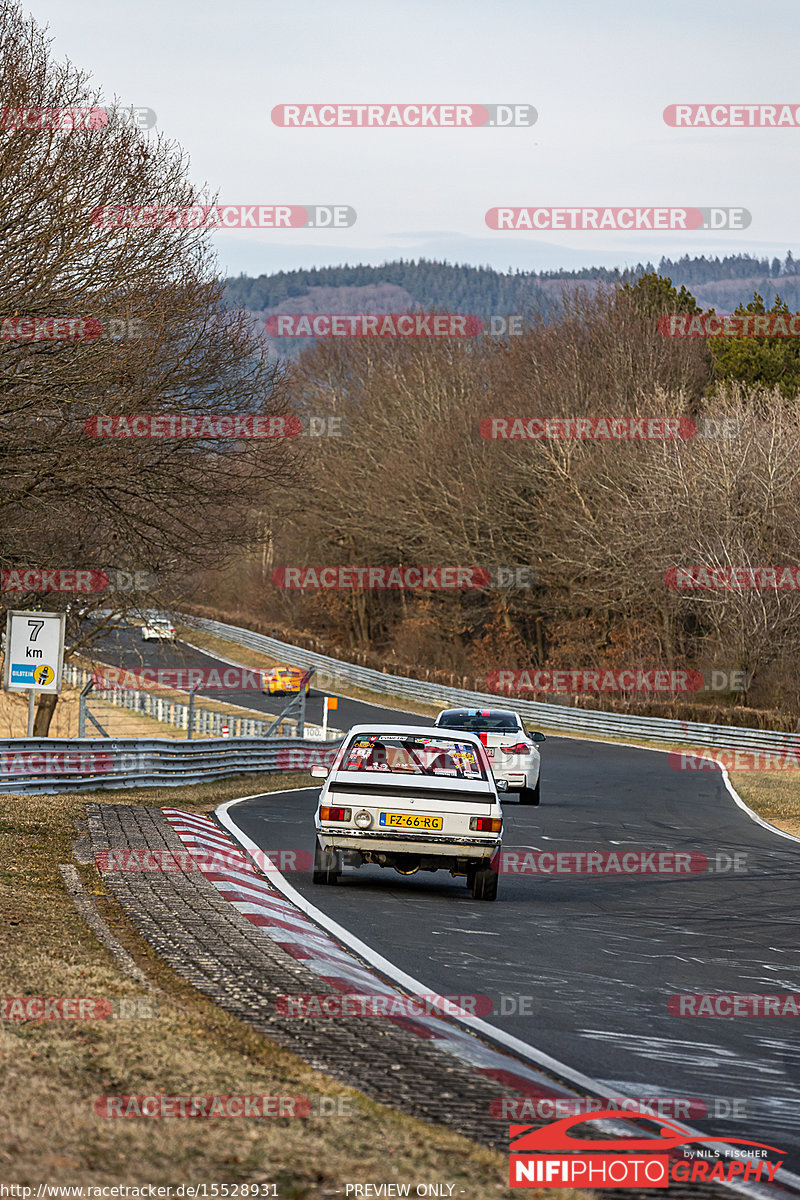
[470,817,502,833]
[320,806,351,822]
[500,742,531,755]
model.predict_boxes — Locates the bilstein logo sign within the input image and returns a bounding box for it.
[508,1111,784,1188]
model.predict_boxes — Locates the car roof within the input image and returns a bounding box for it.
[436,708,521,720]
[343,723,487,746]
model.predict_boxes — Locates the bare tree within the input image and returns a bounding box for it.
[0,0,297,728]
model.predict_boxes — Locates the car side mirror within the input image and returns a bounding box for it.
[495,778,509,791]
[527,730,546,743]
[310,766,329,779]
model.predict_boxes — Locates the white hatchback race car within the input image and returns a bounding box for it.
[311,723,507,900]
[140,618,176,642]
[433,708,545,805]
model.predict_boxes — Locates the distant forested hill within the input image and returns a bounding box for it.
[223,259,552,316]
[224,254,800,354]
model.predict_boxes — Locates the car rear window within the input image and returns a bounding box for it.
[436,711,520,733]
[340,733,488,781]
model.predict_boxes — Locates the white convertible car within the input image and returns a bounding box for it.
[311,724,506,900]
[433,708,545,805]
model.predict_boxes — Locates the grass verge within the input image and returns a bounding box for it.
[0,772,588,1198]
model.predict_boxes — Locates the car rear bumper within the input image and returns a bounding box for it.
[316,828,501,857]
[493,768,538,788]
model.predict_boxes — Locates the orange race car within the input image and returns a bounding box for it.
[261,664,310,696]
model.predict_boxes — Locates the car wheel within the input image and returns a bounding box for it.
[312,841,341,885]
[519,779,540,806]
[471,864,498,901]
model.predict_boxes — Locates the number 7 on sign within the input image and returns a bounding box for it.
[27,620,45,641]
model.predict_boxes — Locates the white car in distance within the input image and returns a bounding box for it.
[140,618,176,642]
[433,708,545,805]
[311,724,507,901]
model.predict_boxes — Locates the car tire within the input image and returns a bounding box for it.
[471,864,498,901]
[312,841,341,885]
[519,779,540,806]
[465,867,476,889]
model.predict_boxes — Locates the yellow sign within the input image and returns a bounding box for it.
[33,664,55,686]
[326,697,338,710]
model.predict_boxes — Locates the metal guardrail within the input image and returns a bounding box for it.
[0,736,341,794]
[185,614,800,754]
[5,614,797,793]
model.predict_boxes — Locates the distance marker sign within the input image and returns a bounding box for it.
[3,610,66,693]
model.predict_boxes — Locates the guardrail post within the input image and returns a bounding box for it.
[187,688,196,740]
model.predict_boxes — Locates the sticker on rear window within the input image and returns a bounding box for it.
[341,735,485,779]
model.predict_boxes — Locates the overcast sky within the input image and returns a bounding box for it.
[28,0,800,277]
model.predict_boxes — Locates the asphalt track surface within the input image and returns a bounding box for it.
[89,623,416,729]
[231,756,800,1178]
[93,624,800,1177]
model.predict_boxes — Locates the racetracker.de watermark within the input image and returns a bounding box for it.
[669,993,800,1016]
[669,749,800,773]
[665,565,800,589]
[660,313,800,337]
[266,313,483,337]
[272,566,537,589]
[0,567,158,593]
[1,750,140,776]
[90,204,356,229]
[490,1095,746,1120]
[491,849,745,874]
[0,106,108,130]
[0,996,157,1020]
[480,416,696,440]
[103,105,157,129]
[94,848,313,872]
[486,206,751,231]
[275,993,493,1018]
[0,105,156,130]
[84,414,301,438]
[93,1094,348,1118]
[487,668,752,694]
[276,748,338,772]
[271,103,536,127]
[664,103,800,127]
[267,314,529,337]
[92,666,267,691]
[482,416,742,440]
[0,316,102,341]
[1,568,106,593]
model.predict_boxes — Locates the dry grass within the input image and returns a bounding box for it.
[0,659,298,742]
[0,774,590,1198]
[0,684,83,738]
[0,685,214,742]
[726,770,800,839]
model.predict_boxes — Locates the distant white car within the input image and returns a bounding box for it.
[311,723,507,900]
[433,708,545,805]
[140,619,176,642]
